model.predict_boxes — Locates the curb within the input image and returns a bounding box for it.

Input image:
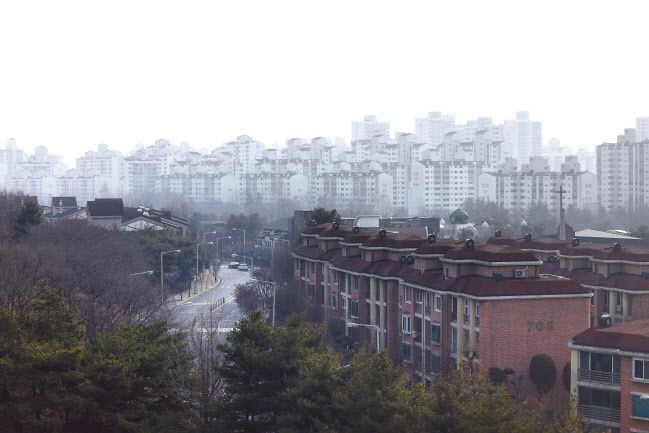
[169,275,223,308]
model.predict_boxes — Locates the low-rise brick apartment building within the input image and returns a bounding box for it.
[292,223,591,399]
[570,319,649,433]
[487,234,649,327]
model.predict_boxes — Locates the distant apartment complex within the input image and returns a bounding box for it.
[0,111,602,213]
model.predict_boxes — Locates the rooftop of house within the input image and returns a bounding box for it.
[86,198,124,217]
[572,319,649,353]
[487,234,569,251]
[51,197,77,208]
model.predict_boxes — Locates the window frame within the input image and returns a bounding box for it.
[434,294,442,312]
[634,358,649,382]
[402,314,411,333]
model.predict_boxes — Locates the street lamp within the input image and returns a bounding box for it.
[216,236,232,264]
[196,242,213,293]
[233,228,246,255]
[130,270,154,276]
[160,249,181,303]
[202,231,218,243]
[346,323,380,352]
[252,278,277,328]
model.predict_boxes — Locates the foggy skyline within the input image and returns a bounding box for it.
[1,0,648,164]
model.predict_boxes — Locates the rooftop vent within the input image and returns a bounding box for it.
[613,243,621,253]
[399,255,407,264]
[572,238,580,246]
[495,230,502,237]
[352,226,360,234]
[379,229,386,238]
[464,239,475,250]
[332,222,339,230]
[406,256,414,265]
[524,233,532,242]
[598,314,612,328]
[427,234,436,243]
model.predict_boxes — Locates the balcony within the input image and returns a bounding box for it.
[451,312,457,322]
[578,369,621,386]
[415,303,423,314]
[425,305,431,316]
[578,404,620,423]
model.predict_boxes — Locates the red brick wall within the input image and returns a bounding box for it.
[479,297,590,401]
[621,355,649,433]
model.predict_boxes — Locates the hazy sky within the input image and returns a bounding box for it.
[1,0,648,164]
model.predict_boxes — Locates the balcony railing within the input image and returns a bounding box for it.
[414,331,422,343]
[415,303,423,314]
[578,369,621,386]
[425,305,431,316]
[578,404,620,423]
[451,312,457,322]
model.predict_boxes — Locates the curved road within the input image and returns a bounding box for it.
[170,265,251,333]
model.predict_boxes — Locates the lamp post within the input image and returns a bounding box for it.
[130,270,154,276]
[232,253,253,276]
[346,323,380,352]
[233,228,246,255]
[252,279,277,328]
[216,236,232,265]
[160,249,181,303]
[203,231,217,243]
[196,242,213,293]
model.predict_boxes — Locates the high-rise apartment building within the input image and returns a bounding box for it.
[597,133,649,212]
[351,115,390,141]
[415,112,456,145]
[637,117,649,142]
[504,111,543,167]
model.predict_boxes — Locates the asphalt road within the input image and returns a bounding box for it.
[169,264,251,334]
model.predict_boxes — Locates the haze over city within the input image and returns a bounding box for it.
[2,0,649,163]
[4,2,649,432]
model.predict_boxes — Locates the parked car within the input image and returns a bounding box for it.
[238,264,249,271]
[228,262,240,269]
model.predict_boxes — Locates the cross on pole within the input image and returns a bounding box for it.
[555,185,566,223]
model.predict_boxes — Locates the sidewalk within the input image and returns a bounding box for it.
[168,273,223,307]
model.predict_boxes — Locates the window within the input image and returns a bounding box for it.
[590,289,594,306]
[353,276,359,291]
[351,300,359,318]
[415,289,424,304]
[445,267,449,279]
[333,271,338,284]
[428,322,441,344]
[603,290,609,312]
[296,260,299,271]
[616,292,622,312]
[331,294,337,308]
[634,359,649,380]
[594,263,599,274]
[308,284,315,298]
[580,351,620,373]
[633,395,649,419]
[451,327,457,354]
[464,298,470,316]
[402,314,411,333]
[578,387,620,411]
[434,294,441,312]
[404,286,411,303]
[402,343,411,362]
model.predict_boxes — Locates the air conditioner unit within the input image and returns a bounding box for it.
[492,272,504,281]
[514,269,527,279]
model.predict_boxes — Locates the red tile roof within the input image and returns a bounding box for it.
[362,233,427,249]
[487,235,568,251]
[592,245,649,262]
[541,262,649,292]
[572,319,649,353]
[444,244,538,262]
[414,239,462,255]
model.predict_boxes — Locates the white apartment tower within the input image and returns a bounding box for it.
[351,115,390,141]
[597,135,649,211]
[415,112,456,145]
[637,117,649,142]
[504,111,542,167]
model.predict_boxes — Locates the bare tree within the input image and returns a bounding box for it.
[172,302,226,428]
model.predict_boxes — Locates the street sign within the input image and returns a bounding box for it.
[164,273,179,278]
